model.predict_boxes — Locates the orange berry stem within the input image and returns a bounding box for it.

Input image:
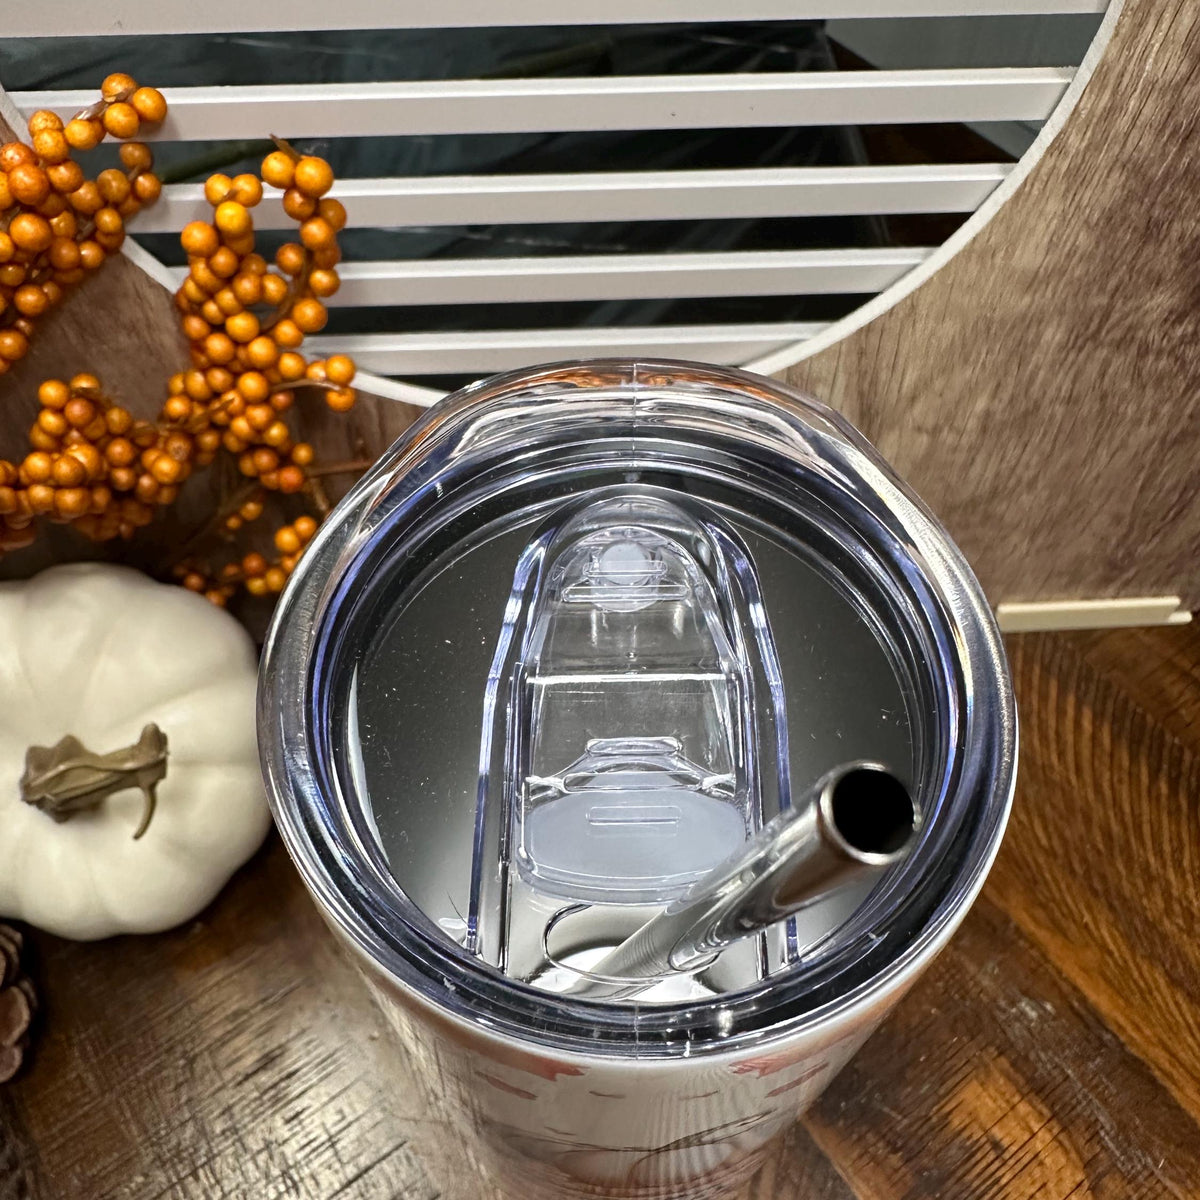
[268,135,304,163]
[302,458,372,479]
[305,476,333,519]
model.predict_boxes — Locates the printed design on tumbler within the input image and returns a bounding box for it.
[477,1072,538,1100]
[477,1106,797,1192]
[766,1061,830,1097]
[373,975,587,1083]
[731,1022,865,1077]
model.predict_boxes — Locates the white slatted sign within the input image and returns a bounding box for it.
[3,4,1105,381]
[3,1,1108,36]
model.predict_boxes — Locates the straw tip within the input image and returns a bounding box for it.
[818,762,916,864]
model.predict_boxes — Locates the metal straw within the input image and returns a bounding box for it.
[566,761,916,1000]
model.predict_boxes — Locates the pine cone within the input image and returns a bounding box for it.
[0,924,36,1085]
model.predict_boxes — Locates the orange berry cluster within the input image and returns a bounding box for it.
[178,514,320,602]
[175,146,349,380]
[165,143,356,603]
[0,73,167,369]
[0,109,361,608]
[0,372,199,555]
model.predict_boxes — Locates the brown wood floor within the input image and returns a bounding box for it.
[2,624,1199,1199]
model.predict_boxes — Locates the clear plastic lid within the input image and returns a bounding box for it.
[260,359,1015,1056]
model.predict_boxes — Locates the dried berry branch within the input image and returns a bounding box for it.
[0,79,362,606]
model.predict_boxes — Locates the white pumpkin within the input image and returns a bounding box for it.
[0,563,270,939]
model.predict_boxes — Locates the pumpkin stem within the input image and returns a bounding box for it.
[19,724,168,841]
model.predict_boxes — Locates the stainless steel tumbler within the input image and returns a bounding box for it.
[259,360,1016,1199]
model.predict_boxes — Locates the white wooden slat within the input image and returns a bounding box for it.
[995,597,1191,632]
[1,1,1109,36]
[164,248,929,305]
[304,323,828,374]
[133,165,1013,232]
[14,69,1073,142]
[328,248,933,304]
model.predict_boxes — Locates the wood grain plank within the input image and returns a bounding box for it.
[781,0,1200,607]
[988,628,1200,1125]
[804,896,1200,1199]
[0,843,455,1200]
[1065,623,1200,750]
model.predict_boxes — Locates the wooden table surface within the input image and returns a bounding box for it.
[2,623,1199,1199]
